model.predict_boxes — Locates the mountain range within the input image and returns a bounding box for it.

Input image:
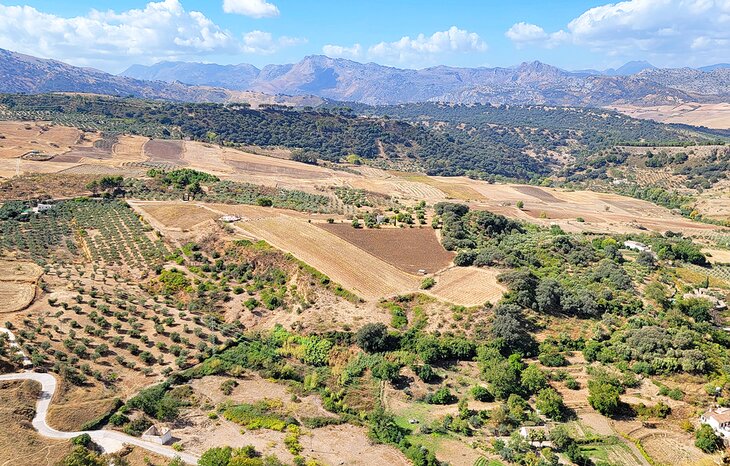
[1,47,729,107]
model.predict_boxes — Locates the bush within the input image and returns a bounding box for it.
[695,424,722,453]
[471,385,494,402]
[199,446,232,466]
[72,433,92,448]
[355,323,389,353]
[413,364,437,383]
[420,277,436,290]
[426,387,457,405]
[588,380,621,416]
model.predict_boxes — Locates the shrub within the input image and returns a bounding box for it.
[588,380,621,416]
[355,323,389,353]
[420,277,436,290]
[695,424,722,453]
[426,387,457,405]
[471,385,494,402]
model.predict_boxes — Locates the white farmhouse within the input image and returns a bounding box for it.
[141,425,172,445]
[623,240,650,252]
[700,408,730,439]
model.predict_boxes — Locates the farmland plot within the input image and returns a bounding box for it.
[319,223,454,274]
[236,216,422,300]
[144,139,186,165]
[427,267,506,307]
[0,259,42,313]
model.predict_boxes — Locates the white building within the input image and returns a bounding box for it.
[141,425,172,445]
[623,240,650,252]
[31,203,54,214]
[219,215,241,223]
[700,408,730,440]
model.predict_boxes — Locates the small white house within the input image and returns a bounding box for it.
[31,203,54,214]
[700,408,730,439]
[623,240,650,252]
[141,425,172,445]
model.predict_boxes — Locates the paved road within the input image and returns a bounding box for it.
[0,347,199,465]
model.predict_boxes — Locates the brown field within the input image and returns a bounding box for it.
[0,260,42,313]
[0,380,72,466]
[236,215,422,301]
[703,248,730,264]
[390,171,483,200]
[427,267,506,307]
[134,202,220,231]
[0,121,84,159]
[112,135,148,163]
[0,282,36,313]
[318,223,454,274]
[610,102,730,129]
[144,139,185,164]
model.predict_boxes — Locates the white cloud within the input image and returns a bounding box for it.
[322,43,362,58]
[366,26,487,65]
[506,0,730,64]
[243,30,307,54]
[505,23,568,48]
[505,22,548,43]
[222,0,279,18]
[0,0,300,72]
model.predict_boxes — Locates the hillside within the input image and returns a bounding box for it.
[0,93,721,182]
[122,55,730,106]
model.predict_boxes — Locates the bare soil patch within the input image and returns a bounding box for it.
[144,140,185,164]
[513,185,565,203]
[427,267,506,307]
[135,202,219,231]
[175,375,409,466]
[318,223,454,274]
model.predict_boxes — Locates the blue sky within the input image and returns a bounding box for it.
[0,0,728,73]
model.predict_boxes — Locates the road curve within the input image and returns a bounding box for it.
[0,371,199,465]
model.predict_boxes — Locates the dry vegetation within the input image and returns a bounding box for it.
[427,267,506,307]
[610,102,730,129]
[0,380,72,466]
[0,259,42,313]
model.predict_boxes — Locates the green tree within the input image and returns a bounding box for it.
[695,424,722,453]
[535,388,565,420]
[521,364,548,394]
[355,323,389,353]
[588,380,621,416]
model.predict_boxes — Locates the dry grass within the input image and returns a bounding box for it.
[703,248,730,264]
[610,102,730,129]
[0,260,42,313]
[0,121,84,159]
[173,375,410,466]
[427,267,506,307]
[0,380,72,466]
[0,282,36,313]
[237,215,421,301]
[391,171,483,200]
[135,202,219,231]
